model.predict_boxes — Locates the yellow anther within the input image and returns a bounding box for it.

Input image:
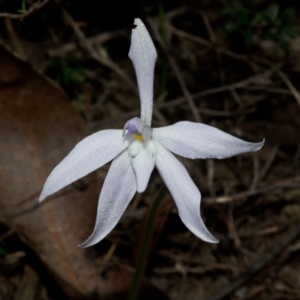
[134,134,144,141]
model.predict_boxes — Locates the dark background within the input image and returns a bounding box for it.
[0,1,300,299]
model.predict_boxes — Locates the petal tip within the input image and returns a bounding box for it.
[251,138,265,153]
[39,185,52,203]
[208,236,219,244]
[39,192,47,203]
[199,231,219,244]
[77,241,90,248]
[258,138,265,149]
[133,18,143,25]
[77,235,97,248]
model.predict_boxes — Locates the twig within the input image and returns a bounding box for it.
[154,261,240,275]
[204,176,300,203]
[147,17,202,123]
[0,228,15,242]
[0,0,49,19]
[244,86,292,95]
[259,145,278,181]
[206,159,216,200]
[61,9,138,94]
[4,17,27,60]
[164,6,187,19]
[90,69,276,129]
[47,29,128,57]
[167,24,253,66]
[198,107,255,117]
[227,207,242,248]
[249,154,260,192]
[158,67,279,108]
[90,67,278,130]
[153,106,169,125]
[62,10,166,125]
[90,106,255,130]
[277,70,300,106]
[201,11,225,84]
[168,23,210,47]
[245,53,300,106]
[203,221,300,300]
[91,106,256,130]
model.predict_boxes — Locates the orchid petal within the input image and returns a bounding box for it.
[154,141,218,243]
[79,150,136,247]
[128,140,156,192]
[153,121,264,159]
[129,18,157,126]
[40,130,129,201]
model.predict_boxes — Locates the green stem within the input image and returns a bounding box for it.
[127,186,168,300]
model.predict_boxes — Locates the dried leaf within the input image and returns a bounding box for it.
[0,46,100,298]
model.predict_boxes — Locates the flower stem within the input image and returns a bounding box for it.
[127,185,168,300]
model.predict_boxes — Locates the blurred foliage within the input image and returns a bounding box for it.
[45,58,86,112]
[46,58,84,95]
[17,0,26,14]
[0,245,8,257]
[222,0,299,50]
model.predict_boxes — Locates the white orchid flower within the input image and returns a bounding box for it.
[39,18,264,247]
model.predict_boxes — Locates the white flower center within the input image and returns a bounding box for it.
[124,117,157,159]
[128,139,156,159]
[123,117,157,192]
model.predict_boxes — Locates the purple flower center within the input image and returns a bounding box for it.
[123,117,152,142]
